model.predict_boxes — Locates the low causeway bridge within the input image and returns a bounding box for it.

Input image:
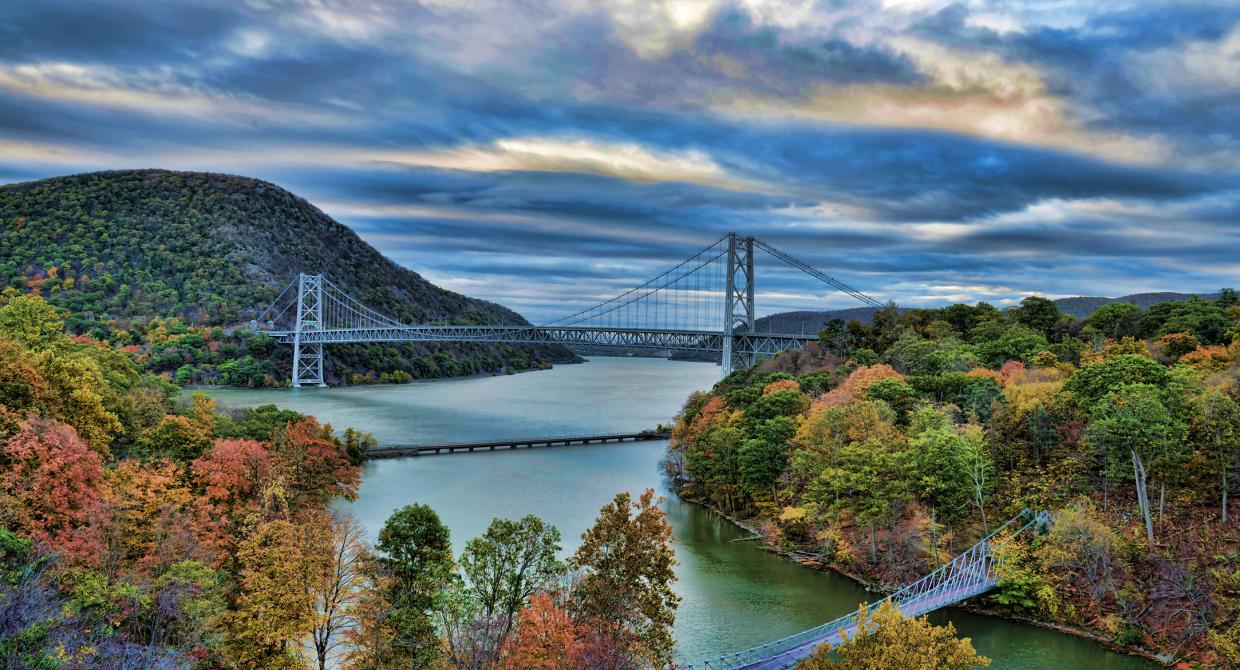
[364,430,671,458]
[253,232,885,386]
[684,509,1050,669]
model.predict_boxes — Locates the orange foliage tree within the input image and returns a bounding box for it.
[499,593,589,670]
[813,364,902,410]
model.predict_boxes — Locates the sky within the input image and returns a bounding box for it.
[2,0,1239,322]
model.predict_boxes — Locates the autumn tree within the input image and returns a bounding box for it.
[444,514,564,667]
[568,489,679,667]
[225,520,314,670]
[794,600,989,670]
[0,417,108,566]
[498,592,588,670]
[302,510,370,670]
[376,503,454,668]
[271,418,361,508]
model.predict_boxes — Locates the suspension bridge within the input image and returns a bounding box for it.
[252,232,885,386]
[684,509,1050,670]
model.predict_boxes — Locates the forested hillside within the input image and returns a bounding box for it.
[0,170,577,385]
[668,291,1240,668]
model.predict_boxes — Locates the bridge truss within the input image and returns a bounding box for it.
[254,232,884,386]
[686,509,1050,670]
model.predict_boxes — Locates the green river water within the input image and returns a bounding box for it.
[202,357,1155,669]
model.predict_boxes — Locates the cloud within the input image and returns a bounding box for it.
[2,0,1240,321]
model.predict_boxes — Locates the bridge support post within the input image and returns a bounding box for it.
[722,233,756,377]
[291,273,327,387]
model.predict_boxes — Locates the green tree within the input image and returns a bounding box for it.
[1193,389,1240,523]
[810,436,911,564]
[1064,354,1169,408]
[739,437,788,503]
[1084,302,1143,340]
[452,515,563,666]
[865,378,921,426]
[0,294,63,349]
[1084,384,1186,548]
[1013,295,1060,339]
[568,489,680,667]
[376,504,454,668]
[910,421,976,529]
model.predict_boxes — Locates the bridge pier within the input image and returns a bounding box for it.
[291,273,327,387]
[722,233,756,377]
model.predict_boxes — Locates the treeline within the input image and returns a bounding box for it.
[0,170,577,386]
[667,291,1240,668]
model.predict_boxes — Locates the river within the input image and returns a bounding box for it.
[202,357,1154,669]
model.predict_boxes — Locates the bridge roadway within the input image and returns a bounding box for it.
[364,430,671,458]
[261,324,816,358]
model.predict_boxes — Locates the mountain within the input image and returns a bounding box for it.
[0,169,578,384]
[1053,292,1220,318]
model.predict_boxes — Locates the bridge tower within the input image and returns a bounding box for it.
[291,273,327,387]
[721,233,756,377]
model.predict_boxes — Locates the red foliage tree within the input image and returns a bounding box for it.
[272,419,360,509]
[0,417,108,566]
[192,438,273,511]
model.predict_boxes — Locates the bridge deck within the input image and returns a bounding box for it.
[365,431,671,458]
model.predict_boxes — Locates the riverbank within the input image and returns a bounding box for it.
[677,491,1171,667]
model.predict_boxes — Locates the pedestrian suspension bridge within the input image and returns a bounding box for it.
[253,232,885,386]
[684,509,1050,670]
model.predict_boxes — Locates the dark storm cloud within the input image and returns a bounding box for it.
[0,0,243,64]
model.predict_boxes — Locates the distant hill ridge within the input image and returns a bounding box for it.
[754,292,1222,334]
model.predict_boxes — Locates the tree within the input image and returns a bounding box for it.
[303,511,370,670]
[376,504,454,668]
[226,520,314,670]
[809,435,910,564]
[1084,384,1185,548]
[1193,389,1240,523]
[739,437,788,504]
[1064,354,1169,408]
[865,378,921,426]
[498,592,586,670]
[910,421,976,530]
[448,515,564,667]
[0,417,108,567]
[1084,302,1142,340]
[818,318,852,357]
[568,489,680,667]
[794,600,989,670]
[271,418,361,507]
[1034,502,1120,610]
[1013,296,1060,339]
[0,294,63,349]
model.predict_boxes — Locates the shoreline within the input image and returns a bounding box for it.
[676,492,1172,668]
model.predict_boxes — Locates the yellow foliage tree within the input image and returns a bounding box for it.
[226,520,317,670]
[794,600,989,670]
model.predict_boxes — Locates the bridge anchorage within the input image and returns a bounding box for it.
[252,232,884,386]
[684,509,1051,670]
